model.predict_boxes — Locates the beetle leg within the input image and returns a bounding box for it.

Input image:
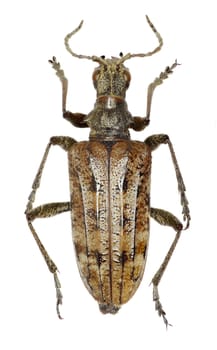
[63,111,88,128]
[26,202,71,221]
[150,207,182,327]
[49,57,88,128]
[145,133,190,326]
[25,136,76,318]
[48,57,68,112]
[131,61,180,131]
[26,136,76,213]
[26,201,70,319]
[145,134,191,228]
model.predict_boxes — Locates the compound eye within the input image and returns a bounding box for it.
[92,67,100,82]
[124,70,131,88]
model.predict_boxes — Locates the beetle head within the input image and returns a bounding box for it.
[92,56,131,99]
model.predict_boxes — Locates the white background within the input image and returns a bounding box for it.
[1,0,216,349]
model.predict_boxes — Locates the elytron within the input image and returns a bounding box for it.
[25,15,190,326]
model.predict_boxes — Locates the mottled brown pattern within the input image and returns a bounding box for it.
[68,140,151,310]
[26,18,190,324]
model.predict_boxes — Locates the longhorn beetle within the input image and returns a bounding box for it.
[25,15,190,326]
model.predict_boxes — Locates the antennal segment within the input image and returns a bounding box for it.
[64,20,106,64]
[118,15,163,64]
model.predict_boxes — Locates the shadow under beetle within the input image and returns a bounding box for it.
[25,15,190,326]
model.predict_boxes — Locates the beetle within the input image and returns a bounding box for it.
[25,15,190,326]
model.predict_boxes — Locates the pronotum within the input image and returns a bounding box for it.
[25,15,190,326]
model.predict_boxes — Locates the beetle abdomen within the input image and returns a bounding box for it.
[68,140,151,312]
